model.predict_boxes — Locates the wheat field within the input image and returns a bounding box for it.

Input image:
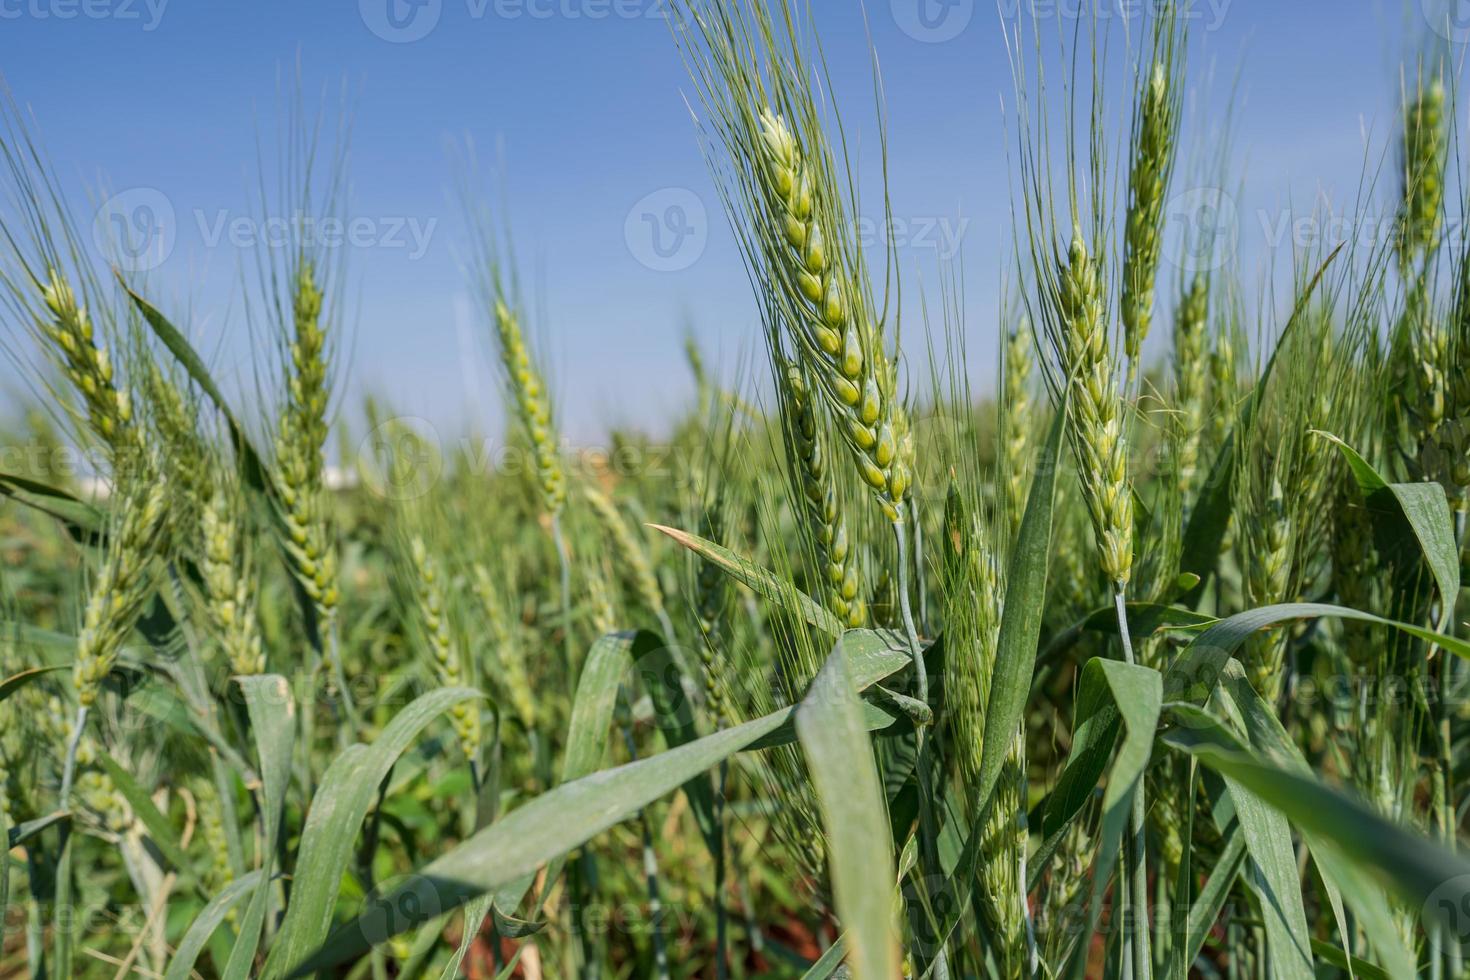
[1,1,1470,977]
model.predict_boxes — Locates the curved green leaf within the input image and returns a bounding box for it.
[290,635,902,975]
[262,687,484,977]
[796,635,901,980]
[649,523,843,635]
[0,470,103,542]
[1316,430,1459,610]
[978,404,1065,810]
[1064,660,1163,980]
[1165,602,1470,709]
[0,665,67,702]
[1164,707,1470,939]
[223,675,296,980]
[163,871,264,980]
[96,755,195,881]
[122,283,271,497]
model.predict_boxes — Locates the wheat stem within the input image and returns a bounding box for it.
[552,513,574,689]
[1114,587,1151,980]
[894,517,950,977]
[59,705,87,805]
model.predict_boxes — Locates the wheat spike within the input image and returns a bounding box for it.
[754,109,913,519]
[1172,272,1209,495]
[584,486,668,628]
[72,464,170,707]
[272,262,340,642]
[409,536,480,761]
[472,563,537,732]
[1121,52,1182,368]
[200,482,266,676]
[1058,228,1134,588]
[776,361,865,627]
[1002,320,1035,536]
[39,270,138,460]
[494,299,566,516]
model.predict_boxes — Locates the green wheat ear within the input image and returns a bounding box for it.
[494,297,566,516]
[40,269,138,461]
[754,109,913,519]
[407,535,481,762]
[471,562,537,732]
[273,261,341,639]
[938,479,1026,975]
[1058,228,1134,589]
[777,359,865,627]
[200,477,266,676]
[1001,318,1035,537]
[1398,73,1447,268]
[1121,45,1183,370]
[72,460,171,707]
[1171,272,1209,495]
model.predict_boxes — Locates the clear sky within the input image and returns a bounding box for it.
[0,0,1454,447]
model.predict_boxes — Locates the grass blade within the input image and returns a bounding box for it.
[163,871,266,980]
[795,633,902,979]
[262,687,485,977]
[649,523,844,636]
[223,675,296,980]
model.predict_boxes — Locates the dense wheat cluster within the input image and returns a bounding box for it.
[3,2,1470,978]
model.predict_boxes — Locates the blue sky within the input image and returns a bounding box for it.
[0,0,1454,446]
